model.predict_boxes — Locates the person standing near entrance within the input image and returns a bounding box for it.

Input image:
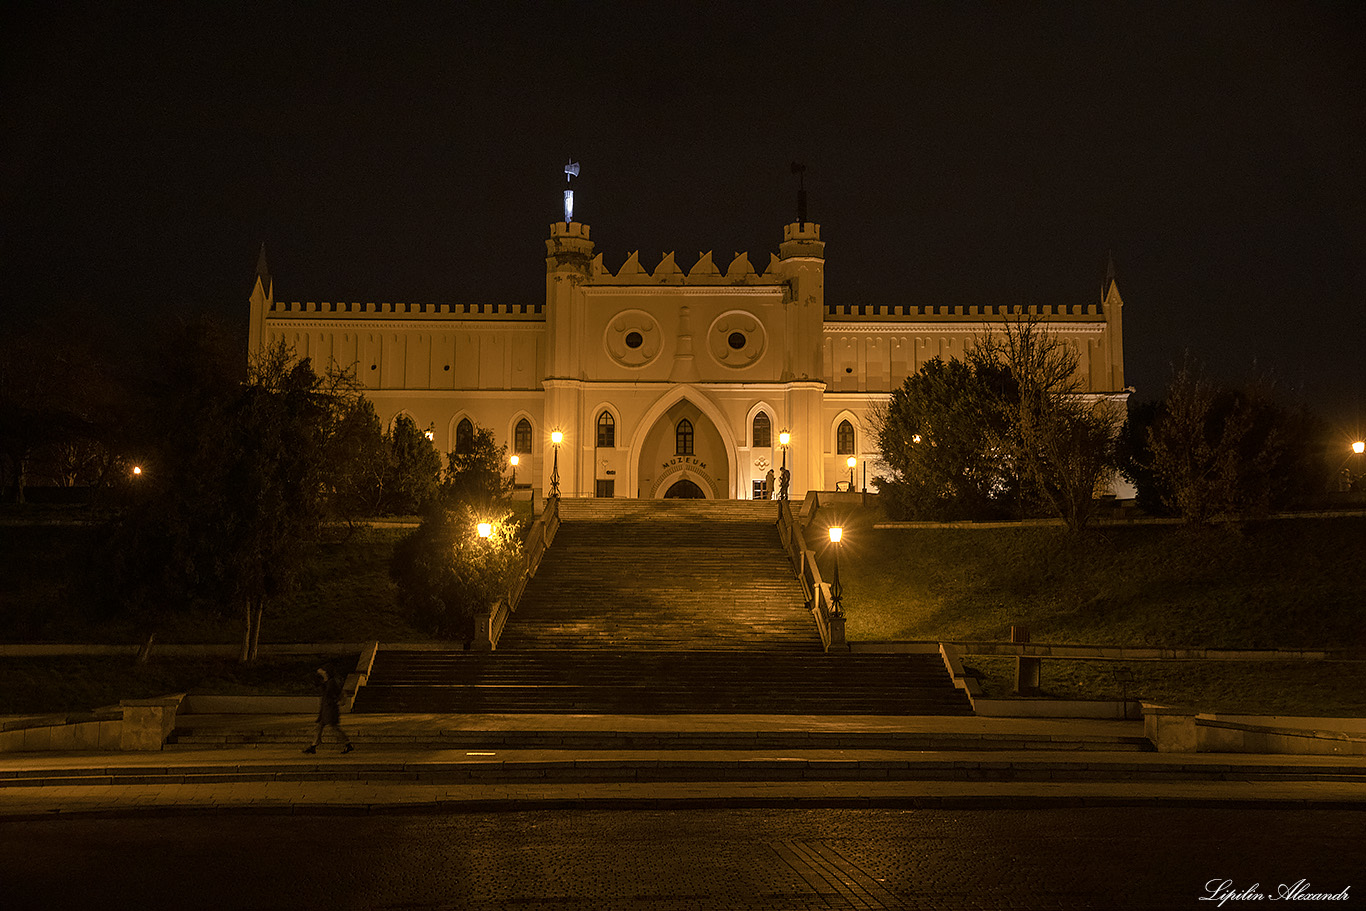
[304,668,353,754]
[764,468,775,500]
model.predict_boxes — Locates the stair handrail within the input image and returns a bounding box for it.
[777,499,839,651]
[478,495,561,650]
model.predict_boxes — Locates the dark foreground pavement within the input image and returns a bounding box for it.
[2,806,1362,910]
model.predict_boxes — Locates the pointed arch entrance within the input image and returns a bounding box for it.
[663,479,706,498]
[631,389,733,499]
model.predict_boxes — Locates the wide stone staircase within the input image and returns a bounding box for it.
[353,498,973,715]
[498,498,812,650]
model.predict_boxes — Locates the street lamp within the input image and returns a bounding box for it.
[847,456,856,491]
[424,425,435,442]
[477,522,493,539]
[131,465,142,477]
[550,430,563,498]
[828,525,844,618]
[778,430,790,501]
[1354,441,1365,455]
[509,454,519,491]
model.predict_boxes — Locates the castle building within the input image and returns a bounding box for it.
[248,212,1128,502]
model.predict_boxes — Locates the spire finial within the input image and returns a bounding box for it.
[1103,249,1117,298]
[253,243,272,299]
[790,162,807,227]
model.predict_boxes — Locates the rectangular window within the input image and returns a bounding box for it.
[752,480,766,500]
[595,479,615,498]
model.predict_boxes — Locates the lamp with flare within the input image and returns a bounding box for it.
[828,525,845,618]
[550,431,563,498]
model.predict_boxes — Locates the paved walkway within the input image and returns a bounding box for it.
[2,713,1365,819]
[170,711,1150,738]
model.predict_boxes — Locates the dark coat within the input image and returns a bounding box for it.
[316,674,343,725]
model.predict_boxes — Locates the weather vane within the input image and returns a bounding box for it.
[564,159,580,223]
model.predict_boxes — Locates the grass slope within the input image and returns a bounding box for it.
[0,656,354,716]
[968,657,1366,716]
[0,524,427,644]
[809,508,1366,651]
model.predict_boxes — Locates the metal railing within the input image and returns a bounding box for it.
[776,497,843,651]
[477,495,561,650]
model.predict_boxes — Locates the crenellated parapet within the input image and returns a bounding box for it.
[588,249,787,286]
[824,302,1106,321]
[267,301,545,320]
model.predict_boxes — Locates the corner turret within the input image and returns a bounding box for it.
[778,221,825,261]
[775,222,826,382]
[545,221,595,276]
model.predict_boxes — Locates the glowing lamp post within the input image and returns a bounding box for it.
[778,430,791,501]
[847,456,857,491]
[1354,441,1365,455]
[828,525,845,618]
[477,522,493,539]
[131,466,142,478]
[550,431,563,499]
[509,454,519,491]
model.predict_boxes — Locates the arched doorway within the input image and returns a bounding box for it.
[635,395,731,499]
[664,479,706,498]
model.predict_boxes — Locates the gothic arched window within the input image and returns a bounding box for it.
[455,418,474,455]
[837,420,855,455]
[514,418,532,454]
[597,411,615,448]
[676,418,694,456]
[752,412,771,448]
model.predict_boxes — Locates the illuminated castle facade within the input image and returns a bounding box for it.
[248,217,1128,500]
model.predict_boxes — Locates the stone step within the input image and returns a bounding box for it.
[99,753,1366,788]
[353,689,972,715]
[356,650,973,715]
[556,498,780,523]
[168,728,1155,753]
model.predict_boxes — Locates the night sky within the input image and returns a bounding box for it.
[3,2,1363,431]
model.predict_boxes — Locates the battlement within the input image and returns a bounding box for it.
[549,221,591,239]
[587,250,789,286]
[268,301,545,320]
[824,302,1106,321]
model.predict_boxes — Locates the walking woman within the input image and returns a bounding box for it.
[304,667,354,754]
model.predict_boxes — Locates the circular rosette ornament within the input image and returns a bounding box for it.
[604,310,661,367]
[708,310,766,368]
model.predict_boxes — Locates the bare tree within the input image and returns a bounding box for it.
[973,316,1121,533]
[1145,355,1287,524]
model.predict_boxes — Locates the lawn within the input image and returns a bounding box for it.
[0,523,428,645]
[0,655,355,715]
[969,657,1366,716]
[806,506,1366,651]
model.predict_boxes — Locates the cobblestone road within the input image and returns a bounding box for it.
[3,807,1362,909]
